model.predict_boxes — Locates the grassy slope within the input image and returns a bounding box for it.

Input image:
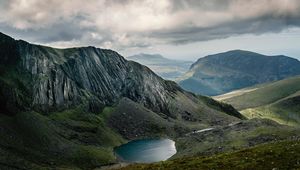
[0,96,239,170]
[0,106,125,170]
[173,118,299,159]
[218,76,300,126]
[222,76,300,110]
[119,139,300,170]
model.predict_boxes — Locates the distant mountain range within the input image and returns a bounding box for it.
[127,53,193,80]
[178,50,300,96]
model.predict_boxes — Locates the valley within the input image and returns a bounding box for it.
[0,32,299,170]
[1,1,300,170]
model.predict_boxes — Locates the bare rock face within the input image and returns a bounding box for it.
[0,32,242,123]
[0,32,177,115]
[18,44,176,113]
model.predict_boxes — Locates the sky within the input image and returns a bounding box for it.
[0,0,300,61]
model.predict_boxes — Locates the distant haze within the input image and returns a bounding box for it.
[0,0,300,60]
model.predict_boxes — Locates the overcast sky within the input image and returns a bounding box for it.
[1,0,300,60]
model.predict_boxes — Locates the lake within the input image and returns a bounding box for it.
[114,138,176,163]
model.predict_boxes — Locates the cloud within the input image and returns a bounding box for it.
[0,0,300,50]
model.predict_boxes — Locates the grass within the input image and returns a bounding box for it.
[172,118,299,159]
[119,139,300,170]
[223,76,300,110]
[0,106,127,170]
[72,145,115,169]
[217,76,300,126]
[241,107,300,126]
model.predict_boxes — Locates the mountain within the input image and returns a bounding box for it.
[178,50,300,96]
[127,53,193,80]
[215,76,300,126]
[2,32,300,170]
[0,32,245,169]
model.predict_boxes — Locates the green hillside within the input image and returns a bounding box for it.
[216,76,300,126]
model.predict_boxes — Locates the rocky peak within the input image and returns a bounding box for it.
[0,33,180,115]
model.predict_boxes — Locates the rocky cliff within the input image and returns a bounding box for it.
[0,32,243,120]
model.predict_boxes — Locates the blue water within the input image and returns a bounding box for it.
[114,138,176,163]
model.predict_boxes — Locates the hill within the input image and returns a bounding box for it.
[215,76,300,126]
[178,50,300,96]
[127,53,192,80]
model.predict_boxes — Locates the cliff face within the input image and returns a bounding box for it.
[0,32,244,124]
[1,37,180,116]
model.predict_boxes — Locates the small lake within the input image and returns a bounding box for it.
[114,138,176,163]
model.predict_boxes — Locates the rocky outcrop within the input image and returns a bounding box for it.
[3,41,174,114]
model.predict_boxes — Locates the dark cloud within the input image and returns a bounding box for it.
[0,0,299,50]
[151,13,300,44]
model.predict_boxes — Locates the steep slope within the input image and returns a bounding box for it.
[0,32,243,169]
[127,53,193,80]
[215,76,300,126]
[0,32,242,123]
[178,50,300,96]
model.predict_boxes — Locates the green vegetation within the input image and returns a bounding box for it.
[198,95,246,119]
[219,76,300,126]
[0,107,125,170]
[119,139,300,170]
[223,76,300,110]
[173,119,299,159]
[1,32,300,170]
